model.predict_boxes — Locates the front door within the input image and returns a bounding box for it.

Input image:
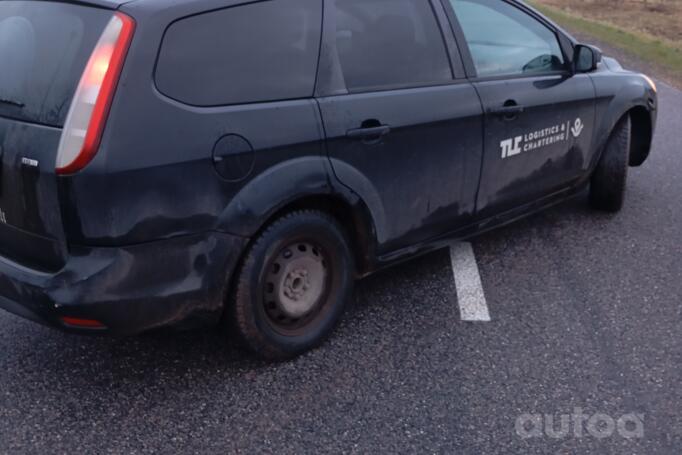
[446,0,596,218]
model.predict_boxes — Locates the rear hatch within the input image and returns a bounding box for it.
[0,1,112,270]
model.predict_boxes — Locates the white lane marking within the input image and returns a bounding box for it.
[449,242,491,322]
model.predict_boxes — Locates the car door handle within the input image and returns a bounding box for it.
[488,105,525,117]
[346,125,391,140]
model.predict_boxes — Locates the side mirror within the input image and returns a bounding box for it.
[574,44,602,73]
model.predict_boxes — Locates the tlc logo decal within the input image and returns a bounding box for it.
[501,136,523,159]
[500,118,585,159]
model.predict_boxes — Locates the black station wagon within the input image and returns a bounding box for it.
[0,0,657,359]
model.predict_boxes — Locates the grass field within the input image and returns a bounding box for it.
[535,0,682,43]
[529,0,682,85]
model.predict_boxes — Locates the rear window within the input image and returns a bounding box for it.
[155,0,323,106]
[0,1,110,127]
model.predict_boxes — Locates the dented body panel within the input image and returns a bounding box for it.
[0,232,246,333]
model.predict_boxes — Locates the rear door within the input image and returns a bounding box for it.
[0,1,111,270]
[444,0,596,218]
[317,0,484,253]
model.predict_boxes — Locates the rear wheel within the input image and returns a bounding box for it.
[590,115,632,212]
[230,210,354,360]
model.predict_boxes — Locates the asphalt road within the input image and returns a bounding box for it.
[1,87,680,454]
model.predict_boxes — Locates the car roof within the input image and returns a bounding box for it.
[62,0,136,8]
[67,0,259,12]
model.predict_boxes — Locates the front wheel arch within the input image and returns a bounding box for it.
[590,114,631,212]
[629,105,654,167]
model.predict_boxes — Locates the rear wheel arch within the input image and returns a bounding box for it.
[220,190,378,335]
[221,194,376,354]
[229,209,355,359]
[247,194,377,278]
[218,158,381,294]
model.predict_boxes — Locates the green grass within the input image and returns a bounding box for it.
[529,2,682,75]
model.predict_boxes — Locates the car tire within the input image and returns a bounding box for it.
[590,115,632,212]
[230,210,355,360]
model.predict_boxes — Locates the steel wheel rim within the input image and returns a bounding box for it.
[263,240,331,334]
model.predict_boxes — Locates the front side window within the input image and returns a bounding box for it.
[333,0,452,92]
[156,0,322,106]
[450,0,565,77]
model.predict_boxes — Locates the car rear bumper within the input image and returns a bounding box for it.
[0,232,247,335]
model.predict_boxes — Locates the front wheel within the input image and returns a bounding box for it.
[590,115,632,212]
[230,210,354,360]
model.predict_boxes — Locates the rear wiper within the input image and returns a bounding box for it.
[0,98,25,108]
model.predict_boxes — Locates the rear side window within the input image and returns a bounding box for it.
[156,0,322,106]
[332,0,452,92]
[0,1,110,127]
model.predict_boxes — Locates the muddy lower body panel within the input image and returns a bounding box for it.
[0,231,247,335]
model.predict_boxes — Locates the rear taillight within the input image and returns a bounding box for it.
[56,12,135,175]
[60,316,107,330]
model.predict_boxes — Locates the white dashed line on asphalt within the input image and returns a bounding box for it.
[450,242,491,322]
